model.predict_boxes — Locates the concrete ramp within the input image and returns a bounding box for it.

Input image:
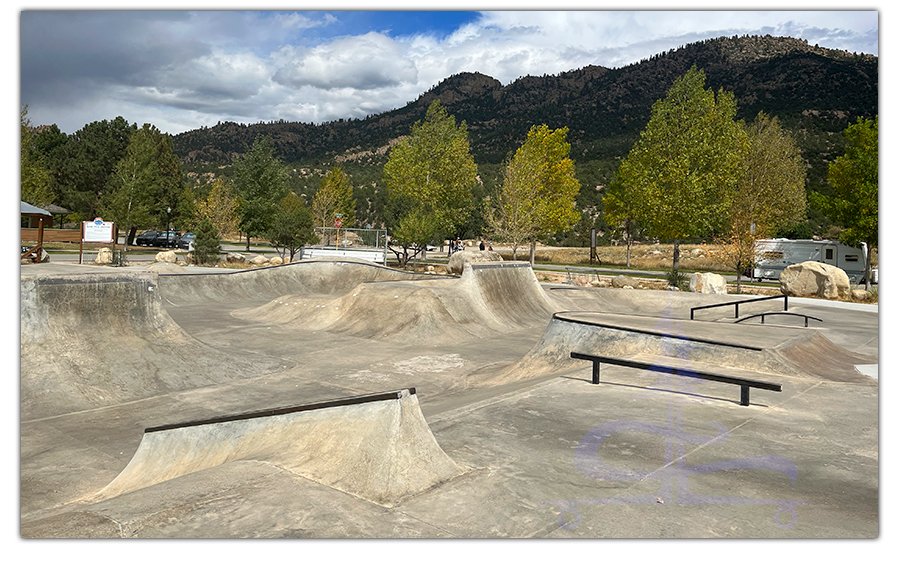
[157,258,443,305]
[778,332,877,382]
[235,262,561,344]
[20,272,286,420]
[94,389,463,507]
[484,311,876,386]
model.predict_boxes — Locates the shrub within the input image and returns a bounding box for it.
[666,267,690,291]
[192,219,221,265]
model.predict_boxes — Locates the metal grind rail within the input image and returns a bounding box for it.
[570,353,781,407]
[145,389,416,433]
[690,294,789,320]
[734,311,823,328]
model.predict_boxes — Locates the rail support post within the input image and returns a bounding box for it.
[592,360,600,385]
[741,385,751,406]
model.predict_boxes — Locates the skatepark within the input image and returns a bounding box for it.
[19,257,878,539]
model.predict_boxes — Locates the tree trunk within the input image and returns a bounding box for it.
[864,245,872,291]
[529,239,536,266]
[735,269,742,294]
[245,235,250,252]
[672,239,681,272]
[626,236,632,268]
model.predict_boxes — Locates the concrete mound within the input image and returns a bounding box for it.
[157,259,443,306]
[94,389,463,507]
[235,262,561,344]
[484,311,875,386]
[20,272,286,420]
[778,332,877,382]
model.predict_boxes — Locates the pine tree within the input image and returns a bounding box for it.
[192,218,221,265]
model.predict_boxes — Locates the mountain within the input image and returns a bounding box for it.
[173,35,877,201]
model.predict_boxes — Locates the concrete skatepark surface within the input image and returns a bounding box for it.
[19,258,879,543]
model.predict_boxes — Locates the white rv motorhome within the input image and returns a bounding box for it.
[753,238,870,284]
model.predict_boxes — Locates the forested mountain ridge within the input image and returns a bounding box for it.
[173,34,877,179]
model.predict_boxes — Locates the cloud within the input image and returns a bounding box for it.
[273,32,418,90]
[19,9,879,135]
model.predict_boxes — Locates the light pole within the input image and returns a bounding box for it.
[167,207,172,248]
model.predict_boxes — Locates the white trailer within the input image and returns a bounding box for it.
[753,238,871,284]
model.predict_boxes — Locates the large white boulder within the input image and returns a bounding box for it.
[779,261,850,300]
[445,250,503,275]
[689,272,727,294]
[94,247,113,265]
[611,274,640,289]
[155,250,177,263]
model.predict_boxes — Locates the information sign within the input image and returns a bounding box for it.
[83,220,115,243]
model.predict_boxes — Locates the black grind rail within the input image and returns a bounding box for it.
[145,388,416,433]
[690,294,788,320]
[734,311,823,328]
[570,352,781,407]
[552,312,764,351]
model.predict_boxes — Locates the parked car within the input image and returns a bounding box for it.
[135,230,160,246]
[151,231,181,248]
[177,232,196,250]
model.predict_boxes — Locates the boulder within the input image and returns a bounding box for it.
[226,252,246,263]
[851,289,870,301]
[146,262,184,273]
[689,272,727,294]
[94,247,113,265]
[611,274,639,288]
[155,250,177,263]
[269,256,284,266]
[779,261,850,300]
[445,250,503,275]
[250,255,270,266]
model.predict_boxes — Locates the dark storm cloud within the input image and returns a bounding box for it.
[21,11,209,104]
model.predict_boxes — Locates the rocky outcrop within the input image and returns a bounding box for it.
[779,261,850,300]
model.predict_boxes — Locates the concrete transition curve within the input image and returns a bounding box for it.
[20,272,286,421]
[156,258,444,306]
[234,261,561,344]
[487,311,877,386]
[94,389,464,507]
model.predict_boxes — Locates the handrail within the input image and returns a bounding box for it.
[690,294,788,320]
[734,311,822,328]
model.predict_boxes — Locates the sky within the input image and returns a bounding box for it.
[17,2,880,136]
